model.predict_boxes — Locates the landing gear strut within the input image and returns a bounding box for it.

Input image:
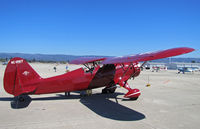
[65,92,70,96]
[102,86,116,94]
[123,83,141,100]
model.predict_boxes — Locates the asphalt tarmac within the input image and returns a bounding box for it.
[0,63,200,129]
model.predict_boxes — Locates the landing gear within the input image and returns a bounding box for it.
[18,96,25,102]
[102,88,109,94]
[123,84,141,100]
[129,97,138,100]
[118,81,141,100]
[102,86,116,94]
[11,95,32,109]
[65,92,70,96]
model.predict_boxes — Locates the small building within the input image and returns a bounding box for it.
[166,62,200,70]
[145,62,167,71]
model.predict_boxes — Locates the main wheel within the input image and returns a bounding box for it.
[102,88,109,94]
[108,87,116,93]
[130,97,138,100]
[102,87,116,94]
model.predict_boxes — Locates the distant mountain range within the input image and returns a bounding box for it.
[0,53,105,62]
[0,53,199,63]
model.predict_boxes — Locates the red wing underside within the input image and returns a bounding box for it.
[101,47,195,64]
[69,57,106,64]
[69,47,195,65]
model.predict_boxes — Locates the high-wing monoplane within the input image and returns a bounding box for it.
[3,47,194,107]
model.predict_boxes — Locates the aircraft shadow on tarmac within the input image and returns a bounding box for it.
[0,92,145,121]
[79,93,146,121]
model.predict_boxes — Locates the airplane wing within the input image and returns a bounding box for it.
[101,47,195,64]
[70,57,106,64]
[70,47,194,65]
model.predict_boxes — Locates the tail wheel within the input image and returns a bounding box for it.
[11,95,32,109]
[18,96,25,102]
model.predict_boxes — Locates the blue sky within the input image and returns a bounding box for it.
[0,0,199,57]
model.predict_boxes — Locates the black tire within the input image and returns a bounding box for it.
[102,87,116,94]
[108,88,116,93]
[18,96,25,102]
[11,95,32,109]
[102,88,109,94]
[130,97,138,100]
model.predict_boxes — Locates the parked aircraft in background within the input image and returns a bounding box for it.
[2,61,8,65]
[178,67,199,74]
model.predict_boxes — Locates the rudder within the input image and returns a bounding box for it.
[4,57,42,96]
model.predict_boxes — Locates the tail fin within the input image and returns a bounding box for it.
[4,57,42,96]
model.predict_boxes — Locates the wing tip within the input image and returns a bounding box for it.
[180,47,195,53]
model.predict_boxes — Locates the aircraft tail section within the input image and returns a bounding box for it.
[4,57,42,96]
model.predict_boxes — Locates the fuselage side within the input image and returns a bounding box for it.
[32,63,140,95]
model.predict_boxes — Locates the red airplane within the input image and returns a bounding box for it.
[3,47,194,107]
